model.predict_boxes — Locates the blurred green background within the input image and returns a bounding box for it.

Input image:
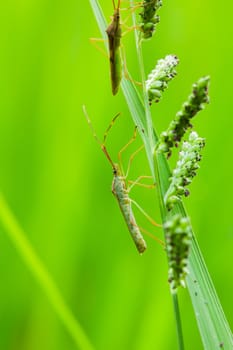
[0,0,232,349]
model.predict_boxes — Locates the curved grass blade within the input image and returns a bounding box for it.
[0,192,95,350]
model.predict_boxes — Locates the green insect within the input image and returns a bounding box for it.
[91,0,140,95]
[106,0,122,95]
[83,106,162,253]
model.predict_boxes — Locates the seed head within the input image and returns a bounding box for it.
[146,55,179,104]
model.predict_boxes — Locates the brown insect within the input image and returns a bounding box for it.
[106,0,122,95]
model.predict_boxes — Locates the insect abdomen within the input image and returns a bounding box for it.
[113,176,147,253]
[124,206,147,253]
[106,9,122,95]
[111,48,122,95]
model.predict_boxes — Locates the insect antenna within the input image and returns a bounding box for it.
[83,105,102,145]
[112,0,121,9]
[83,105,118,169]
[103,112,121,145]
[102,112,121,169]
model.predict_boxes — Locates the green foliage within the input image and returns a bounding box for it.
[0,0,233,349]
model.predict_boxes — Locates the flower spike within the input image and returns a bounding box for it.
[164,214,192,292]
[158,76,210,157]
[139,0,162,40]
[146,55,179,105]
[164,131,205,211]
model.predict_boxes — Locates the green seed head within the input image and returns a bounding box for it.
[164,131,205,210]
[139,0,162,39]
[164,214,192,292]
[158,76,210,156]
[146,55,179,105]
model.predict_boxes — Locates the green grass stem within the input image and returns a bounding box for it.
[131,8,185,348]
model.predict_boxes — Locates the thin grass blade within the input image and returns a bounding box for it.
[0,193,95,350]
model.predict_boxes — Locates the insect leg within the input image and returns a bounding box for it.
[121,23,140,35]
[130,220,164,246]
[90,38,108,58]
[128,181,155,189]
[130,199,162,227]
[128,175,154,190]
[120,45,142,87]
[120,1,144,14]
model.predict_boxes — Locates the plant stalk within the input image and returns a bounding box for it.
[173,293,185,350]
[132,8,185,350]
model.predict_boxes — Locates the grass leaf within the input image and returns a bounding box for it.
[0,193,95,350]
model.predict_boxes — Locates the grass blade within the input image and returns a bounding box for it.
[0,192,95,350]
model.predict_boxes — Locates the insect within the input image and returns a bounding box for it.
[83,106,162,253]
[91,0,141,95]
[106,0,123,95]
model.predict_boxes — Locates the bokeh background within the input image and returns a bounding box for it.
[0,0,232,349]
